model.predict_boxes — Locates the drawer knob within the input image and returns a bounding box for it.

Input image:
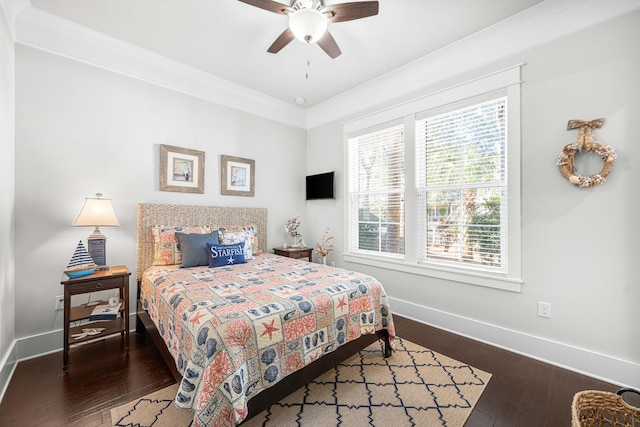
[96,282,102,288]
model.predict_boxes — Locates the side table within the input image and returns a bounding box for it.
[60,265,130,371]
[273,247,313,262]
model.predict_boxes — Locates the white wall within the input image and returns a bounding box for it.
[14,46,306,348]
[0,1,16,397]
[306,11,640,387]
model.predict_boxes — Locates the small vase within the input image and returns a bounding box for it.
[322,256,327,265]
[294,235,305,248]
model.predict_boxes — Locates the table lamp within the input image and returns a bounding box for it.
[72,193,120,270]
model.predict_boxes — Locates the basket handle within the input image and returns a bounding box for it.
[616,387,640,397]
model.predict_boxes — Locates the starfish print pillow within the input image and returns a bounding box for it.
[207,242,247,267]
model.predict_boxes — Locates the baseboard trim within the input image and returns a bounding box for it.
[389,297,640,390]
[2,306,638,404]
[0,313,140,404]
[0,340,18,404]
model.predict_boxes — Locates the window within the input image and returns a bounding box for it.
[416,96,507,273]
[344,66,522,291]
[347,123,405,257]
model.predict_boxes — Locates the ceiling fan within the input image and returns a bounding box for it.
[238,0,379,58]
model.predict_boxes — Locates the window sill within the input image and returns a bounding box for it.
[343,253,522,292]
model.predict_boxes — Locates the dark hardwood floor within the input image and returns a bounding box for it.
[0,315,629,426]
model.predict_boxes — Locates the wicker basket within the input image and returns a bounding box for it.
[572,388,640,427]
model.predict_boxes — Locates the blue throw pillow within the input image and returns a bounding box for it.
[208,242,247,267]
[175,231,219,268]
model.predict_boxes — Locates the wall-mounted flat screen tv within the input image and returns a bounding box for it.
[306,171,335,200]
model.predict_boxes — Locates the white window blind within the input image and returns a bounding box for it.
[347,123,405,257]
[416,97,507,272]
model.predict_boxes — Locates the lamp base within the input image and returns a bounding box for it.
[87,237,108,269]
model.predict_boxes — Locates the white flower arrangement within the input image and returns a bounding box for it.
[285,215,301,237]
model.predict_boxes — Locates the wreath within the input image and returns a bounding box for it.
[557,119,617,188]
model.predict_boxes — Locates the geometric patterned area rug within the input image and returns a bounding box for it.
[111,338,491,427]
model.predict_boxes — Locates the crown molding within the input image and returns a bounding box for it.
[13,6,308,129]
[306,0,640,129]
[6,0,640,130]
[0,0,29,38]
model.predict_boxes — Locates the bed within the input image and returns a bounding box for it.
[135,203,395,426]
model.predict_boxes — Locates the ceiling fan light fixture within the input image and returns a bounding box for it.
[289,8,327,44]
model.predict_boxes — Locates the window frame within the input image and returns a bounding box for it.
[343,66,522,292]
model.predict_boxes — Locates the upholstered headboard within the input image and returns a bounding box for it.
[136,203,267,282]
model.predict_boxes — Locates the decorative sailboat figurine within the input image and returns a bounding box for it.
[64,240,98,278]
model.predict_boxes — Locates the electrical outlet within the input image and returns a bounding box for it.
[330,261,335,267]
[537,301,551,318]
[55,295,64,311]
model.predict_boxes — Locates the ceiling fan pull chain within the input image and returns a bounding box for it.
[305,44,311,80]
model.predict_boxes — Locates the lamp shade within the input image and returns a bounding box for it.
[289,8,327,43]
[72,195,120,227]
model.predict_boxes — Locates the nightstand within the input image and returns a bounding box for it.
[60,265,130,372]
[273,247,313,262]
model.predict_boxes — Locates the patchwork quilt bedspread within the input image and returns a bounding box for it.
[140,253,395,427]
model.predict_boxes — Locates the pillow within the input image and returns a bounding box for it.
[218,228,254,260]
[208,242,247,267]
[175,231,219,268]
[151,225,212,266]
[218,224,262,255]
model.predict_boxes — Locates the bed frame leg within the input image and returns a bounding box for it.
[135,300,146,334]
[383,332,392,358]
[136,315,146,334]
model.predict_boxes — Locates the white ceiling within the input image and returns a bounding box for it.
[4,0,640,128]
[27,0,544,107]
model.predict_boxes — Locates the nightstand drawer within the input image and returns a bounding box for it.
[68,277,123,294]
[289,251,310,259]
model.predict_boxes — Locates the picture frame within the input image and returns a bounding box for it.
[159,144,205,194]
[221,155,255,197]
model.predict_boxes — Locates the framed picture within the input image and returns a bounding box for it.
[159,144,205,194]
[221,155,255,197]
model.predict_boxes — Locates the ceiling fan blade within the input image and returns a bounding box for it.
[325,1,379,23]
[268,28,295,53]
[317,31,342,58]
[237,0,292,15]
